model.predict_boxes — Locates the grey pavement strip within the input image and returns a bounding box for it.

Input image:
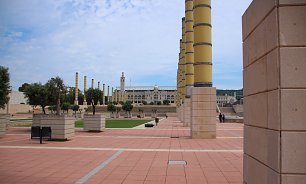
[0,146,243,153]
[75,150,124,184]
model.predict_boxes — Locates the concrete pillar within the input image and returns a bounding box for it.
[74,72,79,105]
[84,76,87,105]
[191,0,216,139]
[243,1,306,183]
[91,79,94,89]
[183,0,194,127]
[102,84,105,105]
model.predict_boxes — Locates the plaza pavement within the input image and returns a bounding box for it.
[0,117,243,184]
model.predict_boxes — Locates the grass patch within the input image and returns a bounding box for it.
[75,120,84,128]
[12,119,152,129]
[75,119,152,128]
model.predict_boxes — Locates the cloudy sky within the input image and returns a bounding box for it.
[0,0,252,91]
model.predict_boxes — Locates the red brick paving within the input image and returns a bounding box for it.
[0,117,243,184]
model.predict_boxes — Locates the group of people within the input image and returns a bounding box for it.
[219,113,226,123]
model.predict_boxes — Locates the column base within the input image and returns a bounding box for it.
[191,87,216,139]
[183,98,191,127]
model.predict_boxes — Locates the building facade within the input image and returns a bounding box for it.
[216,94,237,107]
[115,73,176,104]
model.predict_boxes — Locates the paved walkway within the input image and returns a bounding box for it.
[0,117,243,184]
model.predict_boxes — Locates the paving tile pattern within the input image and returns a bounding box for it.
[0,117,243,184]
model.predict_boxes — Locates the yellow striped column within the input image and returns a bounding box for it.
[102,84,105,105]
[91,79,94,88]
[181,17,186,102]
[107,86,110,104]
[193,0,212,87]
[111,87,113,103]
[191,0,216,139]
[184,0,194,127]
[98,82,101,105]
[185,0,194,97]
[74,72,79,105]
[84,76,87,105]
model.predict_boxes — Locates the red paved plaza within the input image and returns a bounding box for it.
[0,117,243,184]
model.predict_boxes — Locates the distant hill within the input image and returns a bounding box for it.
[217,89,243,100]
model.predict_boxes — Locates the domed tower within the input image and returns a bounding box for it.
[120,72,125,101]
[120,72,125,92]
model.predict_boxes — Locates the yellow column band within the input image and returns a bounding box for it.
[193,0,212,87]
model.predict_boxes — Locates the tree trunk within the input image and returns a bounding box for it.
[91,100,95,115]
[42,106,46,114]
[56,95,61,115]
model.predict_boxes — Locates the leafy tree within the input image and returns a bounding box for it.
[46,77,66,115]
[157,101,162,105]
[61,102,70,114]
[71,104,79,117]
[0,66,10,109]
[122,101,133,118]
[163,100,170,105]
[149,102,154,105]
[18,83,29,92]
[107,103,116,116]
[86,88,102,115]
[24,83,49,114]
[142,101,147,105]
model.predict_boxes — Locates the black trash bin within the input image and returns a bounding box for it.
[155,118,159,125]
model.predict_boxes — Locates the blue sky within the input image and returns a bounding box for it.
[0,0,252,91]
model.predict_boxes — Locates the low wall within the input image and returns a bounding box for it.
[0,104,32,114]
[0,114,9,137]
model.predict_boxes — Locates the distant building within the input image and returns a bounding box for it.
[9,91,27,104]
[217,93,237,107]
[115,73,176,105]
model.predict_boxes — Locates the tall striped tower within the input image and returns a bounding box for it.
[191,0,216,139]
[74,72,79,105]
[84,76,87,105]
[107,86,110,104]
[111,87,113,103]
[183,0,194,127]
[181,17,186,102]
[193,0,212,87]
[102,84,105,105]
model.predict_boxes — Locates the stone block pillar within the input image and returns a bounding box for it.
[243,1,306,183]
[183,98,191,127]
[191,87,216,139]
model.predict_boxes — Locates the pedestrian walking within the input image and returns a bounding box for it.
[222,114,225,123]
[219,113,222,123]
